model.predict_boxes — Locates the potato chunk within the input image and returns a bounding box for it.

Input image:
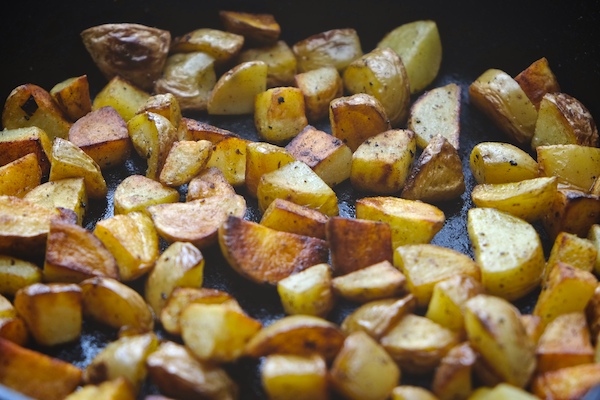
[170,28,244,65]
[261,353,328,400]
[207,61,267,115]
[331,260,406,303]
[238,40,297,88]
[295,66,343,122]
[254,86,308,144]
[50,74,92,122]
[113,174,179,215]
[469,141,538,184]
[0,153,42,198]
[292,28,362,73]
[260,198,329,239]
[537,144,600,192]
[92,75,150,122]
[276,263,334,317]
[158,139,213,187]
[0,126,52,176]
[514,57,561,109]
[0,255,42,296]
[24,177,87,225]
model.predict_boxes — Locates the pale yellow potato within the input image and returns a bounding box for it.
[285,125,352,187]
[356,196,445,250]
[0,255,42,296]
[471,176,558,222]
[14,282,82,346]
[469,141,538,184]
[135,92,182,131]
[49,137,107,199]
[543,187,600,241]
[80,276,154,332]
[407,82,461,149]
[113,174,179,215]
[206,135,250,186]
[180,303,262,363]
[380,313,459,374]
[92,75,151,122]
[331,260,406,303]
[159,139,212,187]
[431,342,477,400]
[343,47,410,127]
[294,66,343,122]
[350,129,417,194]
[531,363,600,400]
[481,383,540,400]
[254,86,308,144]
[64,377,136,400]
[292,28,362,73]
[394,244,481,308]
[537,144,600,192]
[219,215,329,285]
[260,198,329,239]
[330,331,400,400]
[187,166,237,200]
[0,153,42,198]
[464,294,536,388]
[276,263,334,317]
[261,353,328,400]
[170,28,244,65]
[153,52,216,112]
[467,207,545,301]
[0,126,52,176]
[238,40,297,87]
[219,10,280,45]
[588,224,600,275]
[50,74,92,121]
[24,177,87,225]
[329,93,391,152]
[207,61,268,115]
[257,160,339,216]
[514,57,561,109]
[144,241,204,316]
[545,231,597,278]
[377,20,442,94]
[245,141,295,198]
[93,211,159,281]
[391,386,438,400]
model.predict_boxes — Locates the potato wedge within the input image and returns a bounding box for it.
[219,10,280,45]
[206,135,250,186]
[113,174,179,215]
[254,86,308,144]
[207,61,267,115]
[276,263,334,317]
[158,139,212,187]
[261,353,328,400]
[137,93,182,129]
[292,28,362,73]
[295,66,343,122]
[331,260,406,303]
[170,28,244,65]
[0,255,42,296]
[187,166,237,200]
[469,141,538,184]
[244,141,295,198]
[537,144,600,192]
[431,342,477,400]
[92,75,150,122]
[50,74,92,122]
[0,126,52,176]
[543,187,600,240]
[0,153,42,198]
[24,177,87,225]
[514,57,561,109]
[260,198,328,239]
[238,40,297,88]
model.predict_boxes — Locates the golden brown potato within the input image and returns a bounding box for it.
[177,117,237,143]
[537,144,600,192]
[0,153,42,198]
[206,135,250,186]
[327,216,393,275]
[92,75,150,122]
[219,215,329,285]
[514,57,561,109]
[431,342,477,400]
[137,93,182,129]
[0,126,52,176]
[261,353,328,400]
[50,74,93,122]
[276,263,335,317]
[331,260,406,303]
[207,61,268,115]
[0,337,82,400]
[254,86,308,144]
[469,141,538,185]
[113,174,179,215]
[543,187,600,240]
[81,23,171,91]
[187,166,237,200]
[545,231,597,278]
[237,40,297,88]
[0,255,42,297]
[589,224,600,275]
[260,197,329,239]
[24,177,87,225]
[64,377,137,400]
[170,28,244,65]
[244,141,295,198]
[219,10,280,45]
[531,363,600,400]
[294,66,343,122]
[292,28,362,73]
[158,139,212,187]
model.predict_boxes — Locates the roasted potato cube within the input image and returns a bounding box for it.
[0,153,42,198]
[146,340,238,400]
[153,52,216,112]
[295,66,343,122]
[377,20,442,94]
[64,377,136,400]
[219,215,329,285]
[219,10,280,45]
[514,57,561,109]
[344,47,411,127]
[14,282,82,346]
[257,160,339,216]
[261,353,328,400]
[285,125,352,187]
[469,68,538,145]
[0,337,82,400]
[2,83,72,141]
[292,28,362,73]
[92,75,151,122]
[207,61,267,115]
[245,141,295,198]
[331,260,406,303]
[537,144,600,192]
[170,28,244,65]
[50,74,92,122]
[24,177,87,225]
[0,255,42,296]
[330,331,400,400]
[391,386,438,400]
[276,263,334,317]
[158,139,212,187]
[80,276,154,332]
[545,231,597,278]
[0,126,52,176]
[260,198,328,239]
[238,40,297,87]
[144,241,204,316]
[113,174,179,215]
[149,194,246,249]
[177,117,237,143]
[401,134,465,202]
[206,135,250,186]
[531,363,600,400]
[187,166,237,200]
[254,86,308,144]
[0,310,28,346]
[181,303,262,363]
[464,294,536,388]
[542,187,600,240]
[394,244,481,308]
[137,93,182,129]
[329,93,391,152]
[469,141,538,184]
[467,207,545,301]
[380,313,458,374]
[431,342,477,400]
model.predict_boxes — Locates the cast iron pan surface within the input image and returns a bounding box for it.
[1,0,600,399]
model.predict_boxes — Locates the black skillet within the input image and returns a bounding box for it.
[1,0,600,399]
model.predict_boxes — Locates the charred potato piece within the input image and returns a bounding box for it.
[0,126,52,176]
[170,28,244,65]
[219,10,280,45]
[514,56,561,109]
[292,28,362,73]
[50,74,93,122]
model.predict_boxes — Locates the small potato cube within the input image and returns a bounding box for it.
[0,153,42,198]
[331,260,406,303]
[170,28,244,65]
[0,126,52,176]
[351,129,417,194]
[0,255,42,296]
[113,174,179,215]
[254,86,308,144]
[237,40,296,87]
[295,66,343,122]
[207,61,268,115]
[187,166,236,200]
[543,187,600,240]
[276,263,334,317]
[514,57,561,109]
[92,75,150,122]
[137,92,182,129]
[245,141,295,198]
[24,177,87,225]
[177,117,236,143]
[219,10,280,45]
[330,331,400,400]
[159,139,213,187]
[531,363,600,400]
[537,144,600,192]
[285,125,352,187]
[261,198,328,239]
[545,231,597,279]
[50,74,93,121]
[292,28,362,73]
[469,141,538,184]
[261,354,328,400]
[14,282,82,346]
[431,342,477,400]
[206,135,250,186]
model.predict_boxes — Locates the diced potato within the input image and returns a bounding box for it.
[537,144,600,192]
[329,216,392,275]
[0,153,42,198]
[431,342,477,400]
[343,47,410,127]
[64,377,136,400]
[350,129,417,194]
[238,40,297,87]
[254,86,308,144]
[206,135,250,186]
[391,386,438,400]
[467,207,545,301]
[0,294,28,346]
[469,141,538,184]
[294,66,343,122]
[14,282,82,346]
[514,57,561,109]
[68,105,131,169]
[257,160,339,216]
[531,363,600,400]
[329,93,391,152]
[158,139,212,187]
[177,117,237,143]
[0,126,52,176]
[277,263,335,317]
[331,260,406,303]
[377,20,442,94]
[137,93,182,129]
[542,187,600,240]
[261,353,328,400]
[356,196,445,249]
[187,166,237,200]
[285,125,352,187]
[0,255,42,296]
[181,303,262,363]
[92,75,151,122]
[260,198,329,239]
[545,231,597,279]
[330,331,400,400]
[218,215,329,285]
[380,313,459,374]
[292,28,362,73]
[113,174,179,215]
[50,74,92,121]
[80,276,154,332]
[245,141,295,198]
[219,10,280,45]
[24,177,87,225]
[170,28,244,65]
[144,241,204,316]
[207,61,268,115]
[464,294,536,388]
[407,83,461,149]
